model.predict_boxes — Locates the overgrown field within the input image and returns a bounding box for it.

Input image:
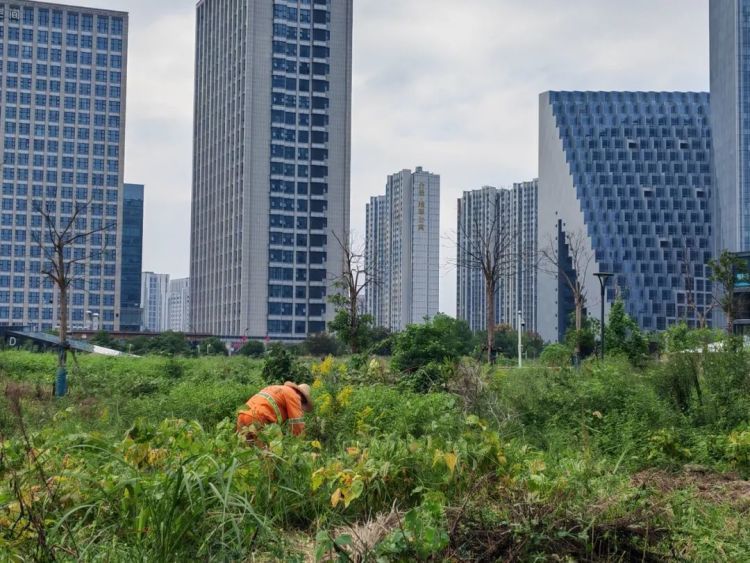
[1,349,750,561]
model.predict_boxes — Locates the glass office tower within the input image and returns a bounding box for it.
[538,91,713,342]
[0,1,128,331]
[191,0,352,339]
[119,182,142,331]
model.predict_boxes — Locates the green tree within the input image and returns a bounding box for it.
[391,314,474,373]
[148,332,192,356]
[708,250,749,334]
[328,308,374,353]
[237,340,265,357]
[564,314,598,360]
[368,326,393,356]
[662,322,724,353]
[485,326,545,360]
[605,298,648,364]
[89,331,121,350]
[303,332,342,356]
[201,336,228,356]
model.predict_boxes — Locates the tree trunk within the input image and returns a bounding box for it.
[727,292,734,335]
[574,290,583,362]
[349,289,358,354]
[57,250,68,369]
[486,281,495,364]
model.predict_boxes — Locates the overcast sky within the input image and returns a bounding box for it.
[46,0,709,316]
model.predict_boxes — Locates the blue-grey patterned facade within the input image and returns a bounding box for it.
[538,91,714,342]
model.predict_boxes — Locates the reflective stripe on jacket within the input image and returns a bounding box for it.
[237,385,306,436]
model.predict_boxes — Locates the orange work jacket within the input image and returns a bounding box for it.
[237,385,306,436]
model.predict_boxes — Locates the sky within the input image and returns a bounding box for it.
[44,0,710,316]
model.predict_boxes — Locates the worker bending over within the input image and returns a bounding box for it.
[237,381,313,439]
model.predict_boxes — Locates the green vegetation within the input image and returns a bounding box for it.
[2,331,750,561]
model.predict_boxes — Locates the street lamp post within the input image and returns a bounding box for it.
[517,310,524,368]
[593,272,614,360]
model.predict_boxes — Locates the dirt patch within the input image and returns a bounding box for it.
[632,468,750,508]
[4,380,53,403]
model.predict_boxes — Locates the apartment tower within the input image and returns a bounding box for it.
[191,0,353,338]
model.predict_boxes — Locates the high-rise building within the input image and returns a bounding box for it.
[710,0,750,253]
[365,167,440,332]
[191,0,353,339]
[166,277,190,332]
[140,271,168,332]
[0,1,128,331]
[119,183,143,331]
[456,180,538,334]
[538,91,713,343]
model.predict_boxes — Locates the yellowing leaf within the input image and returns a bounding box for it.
[311,440,322,450]
[343,479,364,507]
[331,488,342,508]
[432,449,444,467]
[444,452,458,474]
[311,469,325,491]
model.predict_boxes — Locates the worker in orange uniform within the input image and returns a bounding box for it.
[237,381,313,440]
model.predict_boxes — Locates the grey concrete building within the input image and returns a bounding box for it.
[365,167,440,332]
[0,0,128,331]
[190,0,353,339]
[710,0,750,253]
[167,277,190,332]
[456,181,538,334]
[140,271,168,332]
[538,91,713,343]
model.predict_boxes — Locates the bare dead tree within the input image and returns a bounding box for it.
[32,200,115,393]
[329,231,380,353]
[453,208,516,364]
[679,243,715,329]
[539,227,594,362]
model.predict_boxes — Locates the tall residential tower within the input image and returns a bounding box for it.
[710,0,750,253]
[0,1,128,331]
[365,167,440,332]
[456,181,538,334]
[140,271,168,332]
[191,0,353,339]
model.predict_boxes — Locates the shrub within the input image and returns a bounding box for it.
[302,332,342,357]
[237,340,265,357]
[200,336,228,356]
[605,298,648,365]
[402,361,451,393]
[540,343,571,367]
[261,343,311,384]
[391,314,473,373]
